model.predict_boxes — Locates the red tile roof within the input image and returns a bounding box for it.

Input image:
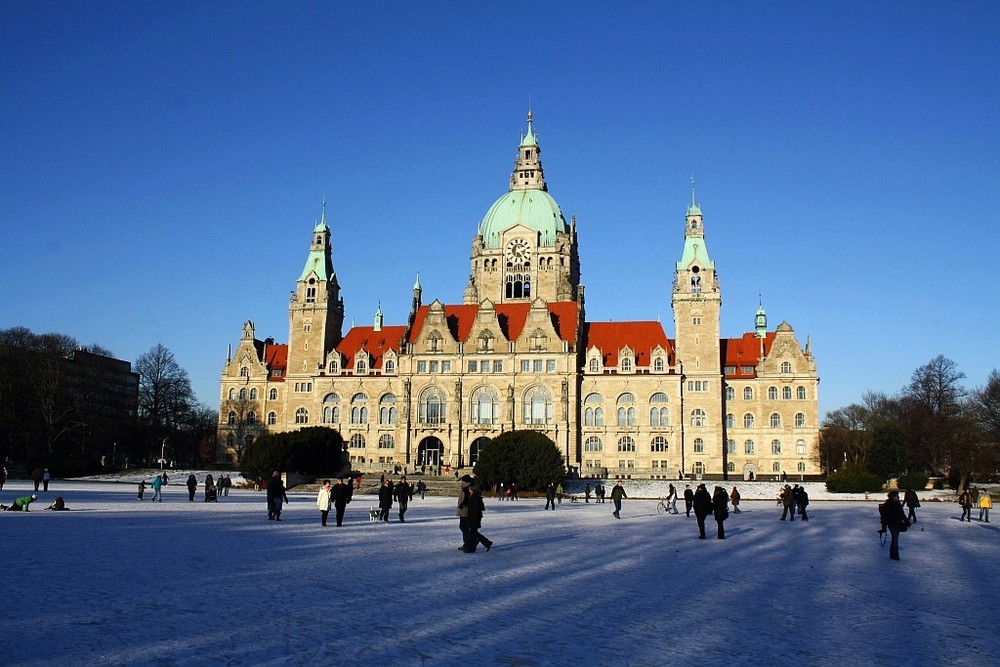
[721,332,775,377]
[256,342,288,382]
[408,302,579,343]
[337,325,407,370]
[583,321,673,369]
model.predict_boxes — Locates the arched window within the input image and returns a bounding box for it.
[649,393,668,426]
[743,387,754,400]
[768,386,778,400]
[650,436,668,452]
[725,386,735,400]
[323,393,340,424]
[249,388,258,400]
[618,436,636,452]
[295,407,308,424]
[384,359,395,374]
[693,438,705,453]
[244,434,254,450]
[795,413,806,428]
[522,386,553,425]
[589,358,599,373]
[654,357,665,372]
[349,434,365,449]
[781,362,792,373]
[797,386,807,400]
[328,359,338,374]
[726,413,735,428]
[379,394,397,425]
[743,413,755,428]
[240,366,249,378]
[584,436,603,452]
[770,413,781,428]
[584,393,604,426]
[727,439,736,454]
[356,359,367,374]
[745,439,755,454]
[269,388,278,400]
[239,388,247,400]
[470,386,499,425]
[621,357,632,373]
[796,439,806,454]
[691,409,706,427]
[247,411,256,425]
[772,461,781,472]
[771,439,782,454]
[267,412,276,425]
[782,386,792,400]
[693,461,705,476]
[350,393,368,424]
[378,434,395,450]
[419,387,447,424]
[227,411,236,425]
[228,388,236,400]
[617,393,636,426]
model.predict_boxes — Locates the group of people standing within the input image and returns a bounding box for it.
[779,484,810,521]
[958,486,992,523]
[376,475,413,522]
[315,477,353,526]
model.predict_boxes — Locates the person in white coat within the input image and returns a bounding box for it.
[316,480,332,527]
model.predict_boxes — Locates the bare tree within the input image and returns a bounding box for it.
[219,396,264,463]
[135,344,194,464]
[903,355,967,474]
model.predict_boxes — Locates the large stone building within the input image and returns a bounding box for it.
[220,113,820,480]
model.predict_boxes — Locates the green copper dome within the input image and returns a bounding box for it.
[478,188,568,248]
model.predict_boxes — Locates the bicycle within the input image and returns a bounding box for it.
[656,497,679,515]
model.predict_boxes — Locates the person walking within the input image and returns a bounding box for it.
[959,487,974,522]
[42,469,51,492]
[693,483,713,539]
[137,479,146,500]
[464,479,493,553]
[395,476,412,522]
[903,487,920,524]
[610,480,627,519]
[712,486,729,539]
[979,490,992,523]
[151,474,164,502]
[796,486,810,522]
[595,482,605,504]
[266,471,288,521]
[316,479,332,526]
[186,474,198,502]
[684,484,694,517]
[417,479,427,500]
[331,477,350,526]
[378,479,394,522]
[879,489,908,560]
[545,482,557,510]
[780,484,795,521]
[730,486,742,514]
[204,474,216,502]
[584,483,591,503]
[31,467,43,492]
[556,482,564,504]
[457,475,473,550]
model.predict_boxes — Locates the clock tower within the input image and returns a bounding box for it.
[466,111,581,305]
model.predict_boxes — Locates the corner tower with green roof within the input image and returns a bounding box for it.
[672,182,724,475]
[465,111,581,305]
[287,200,344,376]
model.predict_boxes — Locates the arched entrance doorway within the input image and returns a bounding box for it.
[469,436,491,467]
[417,437,444,469]
[743,463,757,481]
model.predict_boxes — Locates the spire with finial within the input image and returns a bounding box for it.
[755,296,767,338]
[510,109,546,191]
[374,302,383,331]
[687,176,702,217]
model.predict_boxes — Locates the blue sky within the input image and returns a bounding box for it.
[2,1,998,417]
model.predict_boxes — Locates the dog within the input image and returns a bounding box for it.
[369,507,379,522]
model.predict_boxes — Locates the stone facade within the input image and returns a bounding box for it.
[219,113,821,480]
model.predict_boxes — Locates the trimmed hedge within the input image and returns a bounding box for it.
[826,462,885,493]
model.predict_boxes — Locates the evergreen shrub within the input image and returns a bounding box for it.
[896,471,930,491]
[826,462,884,493]
[473,430,565,492]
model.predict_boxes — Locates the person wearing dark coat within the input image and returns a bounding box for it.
[378,479,394,521]
[186,474,198,501]
[394,476,412,522]
[880,489,909,560]
[780,484,796,521]
[545,482,557,510]
[692,484,713,539]
[796,486,810,521]
[903,488,920,524]
[712,486,729,539]
[330,477,350,526]
[684,484,695,517]
[464,480,492,553]
[266,471,288,521]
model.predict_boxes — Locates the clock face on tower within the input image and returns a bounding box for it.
[505,238,531,262]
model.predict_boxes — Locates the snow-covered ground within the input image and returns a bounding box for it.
[2,475,996,666]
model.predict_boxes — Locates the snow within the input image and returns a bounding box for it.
[2,474,997,666]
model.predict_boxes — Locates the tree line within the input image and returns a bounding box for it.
[822,355,1000,490]
[0,328,217,475]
